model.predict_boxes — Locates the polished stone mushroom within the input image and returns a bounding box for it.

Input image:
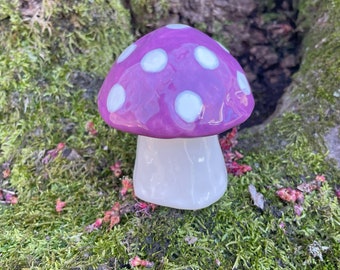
[98,24,254,210]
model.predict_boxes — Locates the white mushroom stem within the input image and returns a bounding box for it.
[133,135,227,210]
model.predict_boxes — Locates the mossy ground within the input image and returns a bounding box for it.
[0,0,339,269]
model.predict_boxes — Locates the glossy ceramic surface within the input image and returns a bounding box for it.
[98,24,254,138]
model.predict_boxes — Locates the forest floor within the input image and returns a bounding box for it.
[0,0,339,269]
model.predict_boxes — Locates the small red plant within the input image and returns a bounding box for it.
[56,198,66,213]
[6,193,18,204]
[276,174,328,216]
[2,168,11,179]
[276,187,304,216]
[135,201,157,216]
[85,218,103,232]
[120,177,133,197]
[276,187,304,204]
[228,161,252,176]
[219,128,252,176]
[219,127,238,152]
[110,161,122,178]
[0,189,18,205]
[85,121,98,136]
[85,176,158,232]
[42,142,65,164]
[315,174,326,183]
[103,202,121,230]
[130,256,154,268]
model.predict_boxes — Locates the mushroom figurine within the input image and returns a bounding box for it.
[98,24,254,210]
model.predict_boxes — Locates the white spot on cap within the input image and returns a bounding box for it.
[237,71,251,95]
[107,84,126,112]
[141,48,168,73]
[175,90,203,123]
[117,43,137,63]
[194,46,219,70]
[166,24,190,29]
[217,41,230,53]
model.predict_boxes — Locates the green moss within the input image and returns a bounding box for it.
[128,0,169,34]
[1,0,340,269]
[295,0,340,105]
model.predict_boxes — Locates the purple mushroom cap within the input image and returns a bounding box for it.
[98,24,255,138]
